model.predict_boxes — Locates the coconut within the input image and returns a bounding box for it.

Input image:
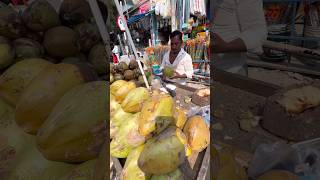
[122,145,150,180]
[74,22,100,52]
[110,80,127,95]
[257,170,299,180]
[111,113,145,158]
[114,74,123,81]
[151,169,183,180]
[110,74,114,83]
[138,93,175,136]
[124,70,134,81]
[59,0,93,26]
[59,0,108,26]
[0,58,52,107]
[88,44,110,75]
[117,62,129,74]
[110,105,133,139]
[138,126,187,175]
[173,106,187,129]
[22,0,60,32]
[36,81,107,163]
[113,81,136,103]
[0,6,26,39]
[43,26,80,58]
[0,42,14,70]
[13,38,44,61]
[15,63,97,135]
[163,66,174,78]
[183,115,209,152]
[58,159,97,180]
[121,87,150,113]
[129,60,139,70]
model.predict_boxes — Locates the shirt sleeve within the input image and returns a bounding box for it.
[183,54,194,79]
[237,0,267,52]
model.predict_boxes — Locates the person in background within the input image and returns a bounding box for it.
[211,0,267,76]
[160,30,194,79]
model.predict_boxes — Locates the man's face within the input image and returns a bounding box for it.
[170,36,182,54]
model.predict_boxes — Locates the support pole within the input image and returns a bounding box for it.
[113,0,150,90]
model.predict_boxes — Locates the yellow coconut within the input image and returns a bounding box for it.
[183,115,210,152]
[121,87,150,113]
[0,58,52,107]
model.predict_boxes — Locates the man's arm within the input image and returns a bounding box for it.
[212,33,247,53]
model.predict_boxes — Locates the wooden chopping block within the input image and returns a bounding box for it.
[262,82,320,142]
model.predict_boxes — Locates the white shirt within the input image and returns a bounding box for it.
[212,0,267,74]
[160,48,194,79]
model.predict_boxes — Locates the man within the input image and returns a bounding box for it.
[160,30,194,79]
[211,0,267,75]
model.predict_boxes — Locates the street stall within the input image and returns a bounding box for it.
[109,0,211,179]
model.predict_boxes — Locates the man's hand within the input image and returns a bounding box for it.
[172,71,187,79]
[211,33,247,53]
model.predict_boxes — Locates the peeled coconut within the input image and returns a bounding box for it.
[114,81,136,103]
[257,170,299,180]
[15,63,97,135]
[0,6,26,39]
[59,159,97,180]
[74,22,101,52]
[22,0,60,32]
[43,26,80,58]
[59,0,93,26]
[139,93,175,136]
[151,169,183,180]
[114,74,123,81]
[88,44,110,75]
[111,113,145,158]
[13,38,44,61]
[183,115,210,152]
[173,106,187,129]
[121,87,150,113]
[36,81,107,163]
[110,80,127,95]
[0,42,15,70]
[138,126,187,175]
[110,106,133,139]
[124,70,135,81]
[122,145,150,180]
[0,58,52,107]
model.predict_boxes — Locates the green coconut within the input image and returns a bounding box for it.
[22,0,60,32]
[13,38,44,61]
[0,42,15,70]
[74,22,101,52]
[117,62,129,74]
[59,0,93,26]
[88,44,110,75]
[43,26,80,58]
[0,6,26,39]
[163,66,174,78]
[138,127,187,175]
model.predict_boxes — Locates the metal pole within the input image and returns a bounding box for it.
[88,0,110,52]
[113,0,150,90]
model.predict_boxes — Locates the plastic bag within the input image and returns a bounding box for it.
[247,142,300,179]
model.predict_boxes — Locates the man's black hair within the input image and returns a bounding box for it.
[170,30,183,41]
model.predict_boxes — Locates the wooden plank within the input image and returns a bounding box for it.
[263,40,320,60]
[197,147,210,180]
[214,69,281,97]
[247,59,320,78]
